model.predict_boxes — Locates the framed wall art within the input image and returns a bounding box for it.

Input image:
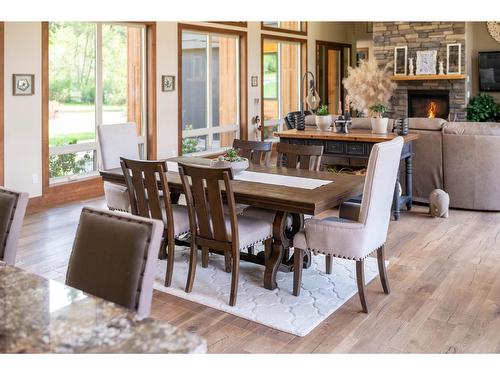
[394,46,408,76]
[446,43,461,75]
[356,47,369,66]
[161,75,175,92]
[416,50,437,75]
[12,74,35,96]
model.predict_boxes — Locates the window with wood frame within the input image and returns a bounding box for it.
[262,37,304,141]
[47,22,147,184]
[261,22,307,35]
[180,29,240,155]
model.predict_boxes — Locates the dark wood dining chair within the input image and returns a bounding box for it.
[242,142,324,271]
[120,158,190,287]
[276,142,324,171]
[178,163,273,306]
[232,139,273,166]
[66,207,163,317]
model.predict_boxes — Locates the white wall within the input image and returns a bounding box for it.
[3,22,42,197]
[3,21,356,197]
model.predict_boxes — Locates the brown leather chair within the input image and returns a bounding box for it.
[66,207,163,317]
[0,188,29,265]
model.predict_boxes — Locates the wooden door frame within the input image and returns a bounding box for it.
[177,23,248,156]
[36,22,157,212]
[0,22,4,187]
[260,34,307,141]
[315,40,352,114]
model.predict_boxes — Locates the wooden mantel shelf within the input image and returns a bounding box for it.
[391,74,466,81]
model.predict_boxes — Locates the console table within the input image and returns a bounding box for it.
[275,128,419,220]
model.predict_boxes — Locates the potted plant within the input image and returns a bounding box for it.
[342,60,396,134]
[210,148,249,175]
[315,104,332,131]
[369,103,389,134]
[466,93,500,122]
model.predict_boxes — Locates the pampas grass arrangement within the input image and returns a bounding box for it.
[342,60,396,117]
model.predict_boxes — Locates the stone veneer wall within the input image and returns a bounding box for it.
[373,22,467,118]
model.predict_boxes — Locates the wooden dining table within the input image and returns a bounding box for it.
[99,157,365,290]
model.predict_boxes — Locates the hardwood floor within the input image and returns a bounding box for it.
[16,197,500,353]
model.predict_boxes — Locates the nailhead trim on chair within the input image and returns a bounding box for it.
[239,234,273,251]
[69,208,154,312]
[302,243,386,261]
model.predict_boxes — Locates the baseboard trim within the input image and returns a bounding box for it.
[28,177,104,214]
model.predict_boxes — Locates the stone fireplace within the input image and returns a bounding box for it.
[408,90,449,119]
[373,22,467,119]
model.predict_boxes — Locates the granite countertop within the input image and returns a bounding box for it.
[0,263,206,353]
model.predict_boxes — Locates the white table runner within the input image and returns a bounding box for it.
[234,170,331,190]
[167,161,332,190]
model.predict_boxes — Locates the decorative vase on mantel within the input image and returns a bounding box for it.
[438,60,445,75]
[408,58,415,76]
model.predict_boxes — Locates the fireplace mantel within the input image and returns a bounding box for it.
[391,74,466,81]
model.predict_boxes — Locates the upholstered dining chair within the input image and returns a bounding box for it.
[232,139,273,166]
[0,188,29,265]
[178,163,273,306]
[97,123,140,212]
[292,137,404,313]
[66,207,163,318]
[120,158,190,287]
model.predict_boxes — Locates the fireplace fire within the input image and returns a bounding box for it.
[427,101,438,118]
[408,90,450,119]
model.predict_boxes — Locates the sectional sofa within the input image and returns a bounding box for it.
[337,117,500,211]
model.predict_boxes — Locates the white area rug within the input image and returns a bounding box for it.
[154,247,381,336]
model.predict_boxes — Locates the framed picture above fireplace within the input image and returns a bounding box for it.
[416,50,437,75]
[446,43,461,75]
[394,46,407,76]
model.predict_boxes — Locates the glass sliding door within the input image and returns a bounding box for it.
[262,38,302,141]
[48,22,147,183]
[181,30,239,155]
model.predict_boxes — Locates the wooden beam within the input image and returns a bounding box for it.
[260,22,307,36]
[391,74,466,81]
[147,23,157,160]
[41,22,49,194]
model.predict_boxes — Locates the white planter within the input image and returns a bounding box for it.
[315,115,332,131]
[371,117,389,134]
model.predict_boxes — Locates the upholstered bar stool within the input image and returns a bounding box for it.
[66,207,163,317]
[97,123,140,212]
[293,137,404,313]
[0,188,29,265]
